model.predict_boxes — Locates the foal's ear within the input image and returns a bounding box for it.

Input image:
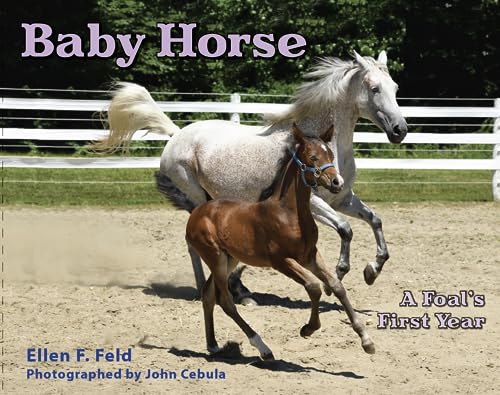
[292,122,305,144]
[320,124,335,142]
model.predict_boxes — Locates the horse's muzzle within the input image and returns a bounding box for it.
[388,120,408,144]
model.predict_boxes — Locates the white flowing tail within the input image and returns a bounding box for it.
[93,82,180,152]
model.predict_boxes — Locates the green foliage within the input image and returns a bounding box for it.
[5,1,498,95]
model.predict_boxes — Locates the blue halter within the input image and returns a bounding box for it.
[291,151,336,191]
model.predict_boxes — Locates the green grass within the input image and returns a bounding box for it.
[1,168,494,206]
[355,170,493,202]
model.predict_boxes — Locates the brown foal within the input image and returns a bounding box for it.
[185,124,375,360]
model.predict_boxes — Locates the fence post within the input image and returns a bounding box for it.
[230,93,240,123]
[493,99,500,201]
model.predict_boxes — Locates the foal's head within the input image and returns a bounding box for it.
[292,124,344,193]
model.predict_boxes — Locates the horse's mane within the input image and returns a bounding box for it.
[266,56,385,124]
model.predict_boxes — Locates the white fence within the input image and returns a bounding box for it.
[1,94,500,199]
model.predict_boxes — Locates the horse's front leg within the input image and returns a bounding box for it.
[336,192,389,285]
[310,195,353,282]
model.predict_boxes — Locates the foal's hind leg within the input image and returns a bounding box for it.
[201,274,219,354]
[309,251,375,354]
[274,258,323,338]
[212,254,274,360]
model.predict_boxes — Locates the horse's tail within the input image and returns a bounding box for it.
[154,171,197,213]
[92,82,181,152]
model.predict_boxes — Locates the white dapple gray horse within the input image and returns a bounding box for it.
[95,51,407,301]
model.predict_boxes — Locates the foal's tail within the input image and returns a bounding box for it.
[154,171,197,213]
[92,82,181,152]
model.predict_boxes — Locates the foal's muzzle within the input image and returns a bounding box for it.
[329,174,344,194]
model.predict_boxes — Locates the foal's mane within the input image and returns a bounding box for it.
[266,56,386,125]
[258,147,292,201]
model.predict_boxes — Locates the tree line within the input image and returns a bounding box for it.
[4,0,499,98]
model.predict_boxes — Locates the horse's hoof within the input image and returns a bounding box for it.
[363,263,378,285]
[362,340,376,354]
[323,283,333,296]
[240,296,258,306]
[336,268,347,282]
[261,351,275,361]
[300,323,319,338]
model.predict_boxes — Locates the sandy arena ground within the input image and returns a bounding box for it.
[2,203,499,394]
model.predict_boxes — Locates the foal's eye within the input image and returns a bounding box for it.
[371,86,380,93]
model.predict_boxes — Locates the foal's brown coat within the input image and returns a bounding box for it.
[186,125,374,359]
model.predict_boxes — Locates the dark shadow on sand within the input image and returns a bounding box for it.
[250,292,343,313]
[165,342,364,379]
[143,282,199,300]
[141,283,375,316]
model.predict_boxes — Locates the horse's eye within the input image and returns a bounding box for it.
[310,156,318,162]
[371,86,380,93]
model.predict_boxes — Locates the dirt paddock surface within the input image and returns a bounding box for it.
[3,203,500,394]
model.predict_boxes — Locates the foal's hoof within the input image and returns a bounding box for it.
[362,339,376,354]
[300,323,320,338]
[363,263,378,285]
[323,284,333,296]
[207,345,221,355]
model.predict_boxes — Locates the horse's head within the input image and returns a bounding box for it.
[354,51,408,144]
[292,123,344,193]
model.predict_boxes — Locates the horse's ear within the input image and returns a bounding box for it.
[353,50,370,70]
[377,50,388,65]
[292,122,305,145]
[320,124,335,142]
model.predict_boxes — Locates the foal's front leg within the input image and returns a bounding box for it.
[309,251,375,354]
[275,258,323,337]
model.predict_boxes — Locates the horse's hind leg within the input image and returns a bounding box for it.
[275,258,323,338]
[187,242,206,295]
[228,265,257,306]
[162,164,209,296]
[213,254,274,360]
[309,251,375,354]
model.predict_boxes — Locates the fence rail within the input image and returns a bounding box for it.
[2,128,500,144]
[2,97,500,118]
[1,95,499,199]
[2,156,499,171]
